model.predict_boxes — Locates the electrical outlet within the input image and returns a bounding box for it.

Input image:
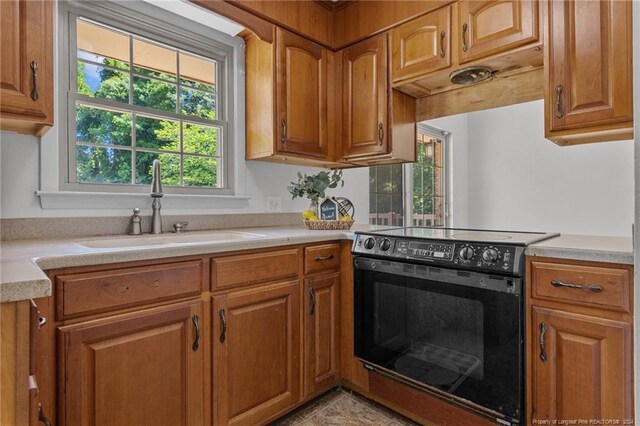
[266,196,282,212]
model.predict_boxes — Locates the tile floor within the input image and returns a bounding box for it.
[271,389,420,426]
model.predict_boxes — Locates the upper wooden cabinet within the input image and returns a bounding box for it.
[0,0,53,136]
[58,300,205,425]
[391,5,452,83]
[545,0,633,145]
[342,34,416,164]
[458,0,539,63]
[276,28,327,157]
[342,34,388,158]
[246,27,340,167]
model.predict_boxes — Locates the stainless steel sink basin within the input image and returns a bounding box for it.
[77,231,266,249]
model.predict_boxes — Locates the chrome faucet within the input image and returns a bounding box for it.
[150,159,163,234]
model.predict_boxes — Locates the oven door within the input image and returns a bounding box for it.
[354,256,524,423]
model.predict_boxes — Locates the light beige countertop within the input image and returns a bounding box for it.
[524,234,634,265]
[0,225,373,303]
[1,226,633,303]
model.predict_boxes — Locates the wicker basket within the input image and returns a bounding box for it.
[303,219,354,230]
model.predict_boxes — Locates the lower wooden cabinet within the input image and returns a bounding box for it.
[212,280,301,426]
[304,272,340,397]
[57,299,204,426]
[531,307,632,422]
[527,257,634,425]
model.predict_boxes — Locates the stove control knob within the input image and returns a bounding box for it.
[482,248,499,263]
[379,238,392,251]
[363,237,376,250]
[458,246,475,261]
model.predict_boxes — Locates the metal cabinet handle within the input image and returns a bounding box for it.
[38,403,51,426]
[30,61,39,101]
[38,315,47,329]
[281,119,287,144]
[462,23,468,52]
[555,85,564,118]
[219,308,227,343]
[191,314,200,351]
[315,254,334,261]
[439,31,446,58]
[539,322,548,362]
[309,287,316,316]
[378,123,384,146]
[551,279,603,293]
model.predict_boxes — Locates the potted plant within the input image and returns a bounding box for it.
[287,170,344,218]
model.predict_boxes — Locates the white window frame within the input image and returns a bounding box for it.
[404,123,450,227]
[58,0,239,196]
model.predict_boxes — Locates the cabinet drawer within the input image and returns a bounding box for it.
[305,243,341,274]
[211,249,299,291]
[56,260,202,319]
[530,261,631,312]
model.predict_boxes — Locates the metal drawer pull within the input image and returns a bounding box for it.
[191,314,200,352]
[281,119,287,144]
[219,308,227,343]
[439,31,446,58]
[378,122,384,145]
[38,315,47,329]
[462,23,468,52]
[539,322,548,362]
[551,279,603,293]
[38,403,51,426]
[309,288,316,316]
[555,85,564,118]
[315,254,334,261]
[30,61,39,101]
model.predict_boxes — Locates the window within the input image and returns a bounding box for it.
[369,125,447,227]
[61,1,236,194]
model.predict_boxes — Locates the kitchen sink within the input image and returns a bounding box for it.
[77,231,267,249]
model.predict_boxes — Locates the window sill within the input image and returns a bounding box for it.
[36,191,251,210]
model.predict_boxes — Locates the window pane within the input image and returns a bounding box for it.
[376,165,391,193]
[133,76,177,112]
[135,152,180,185]
[77,61,129,102]
[183,123,218,156]
[76,105,132,146]
[136,116,179,151]
[434,166,443,196]
[183,156,217,187]
[77,19,129,70]
[434,139,443,167]
[133,38,177,82]
[180,87,216,120]
[179,52,216,91]
[76,146,131,184]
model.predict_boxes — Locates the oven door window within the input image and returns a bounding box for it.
[354,266,522,421]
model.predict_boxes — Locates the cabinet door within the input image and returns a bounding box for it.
[0,0,53,135]
[458,0,539,63]
[342,34,388,158]
[58,300,204,426]
[276,28,326,157]
[547,0,633,135]
[531,307,632,423]
[213,280,301,426]
[391,5,451,83]
[304,273,340,397]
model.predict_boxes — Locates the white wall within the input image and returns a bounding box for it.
[422,100,634,237]
[0,131,369,222]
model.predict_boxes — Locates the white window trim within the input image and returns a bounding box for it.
[38,0,249,210]
[404,123,450,227]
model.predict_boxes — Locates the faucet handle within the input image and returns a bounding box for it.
[173,222,189,233]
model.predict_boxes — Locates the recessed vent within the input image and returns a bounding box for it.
[449,66,494,85]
